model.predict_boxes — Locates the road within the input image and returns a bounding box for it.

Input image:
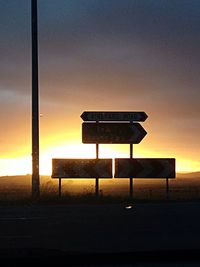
[0,202,200,265]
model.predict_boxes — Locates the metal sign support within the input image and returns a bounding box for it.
[95,121,99,196]
[129,121,134,198]
[95,143,99,196]
[166,178,169,200]
[59,178,62,198]
[129,143,133,198]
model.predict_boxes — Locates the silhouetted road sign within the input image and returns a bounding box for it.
[115,158,176,178]
[82,123,147,144]
[81,111,148,122]
[52,158,112,178]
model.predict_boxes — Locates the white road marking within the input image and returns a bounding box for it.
[0,235,32,239]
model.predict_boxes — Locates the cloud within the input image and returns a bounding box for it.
[1,0,200,98]
[0,0,199,162]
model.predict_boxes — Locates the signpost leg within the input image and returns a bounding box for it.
[166,178,169,200]
[95,178,99,196]
[59,178,62,198]
[95,143,99,196]
[129,143,133,198]
[130,178,133,197]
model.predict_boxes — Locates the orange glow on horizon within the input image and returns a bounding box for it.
[0,143,199,176]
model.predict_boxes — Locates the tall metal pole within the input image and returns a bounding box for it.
[31,0,40,199]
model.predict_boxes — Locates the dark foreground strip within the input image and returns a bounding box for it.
[1,249,200,266]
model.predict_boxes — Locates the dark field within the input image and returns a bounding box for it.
[0,173,200,203]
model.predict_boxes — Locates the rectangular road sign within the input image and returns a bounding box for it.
[52,158,112,178]
[82,122,147,144]
[115,158,176,178]
[81,111,148,122]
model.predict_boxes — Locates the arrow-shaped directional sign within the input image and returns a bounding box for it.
[81,111,148,122]
[114,158,176,178]
[82,122,147,144]
[52,158,112,178]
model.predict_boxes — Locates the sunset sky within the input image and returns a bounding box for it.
[0,0,200,176]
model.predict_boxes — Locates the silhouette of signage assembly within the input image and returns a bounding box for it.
[52,159,112,178]
[52,111,176,198]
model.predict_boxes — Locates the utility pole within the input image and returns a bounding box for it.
[31,0,40,199]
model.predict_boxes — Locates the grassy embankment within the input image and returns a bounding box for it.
[0,173,199,204]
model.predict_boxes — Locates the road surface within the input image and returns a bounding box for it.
[0,202,200,265]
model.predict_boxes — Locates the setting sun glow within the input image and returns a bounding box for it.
[0,141,199,176]
[0,1,199,179]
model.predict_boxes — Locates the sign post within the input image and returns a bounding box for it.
[166,178,169,200]
[58,178,62,198]
[51,111,176,199]
[115,158,175,198]
[52,158,112,196]
[81,111,148,198]
[96,121,99,196]
[96,143,99,196]
[129,121,133,198]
